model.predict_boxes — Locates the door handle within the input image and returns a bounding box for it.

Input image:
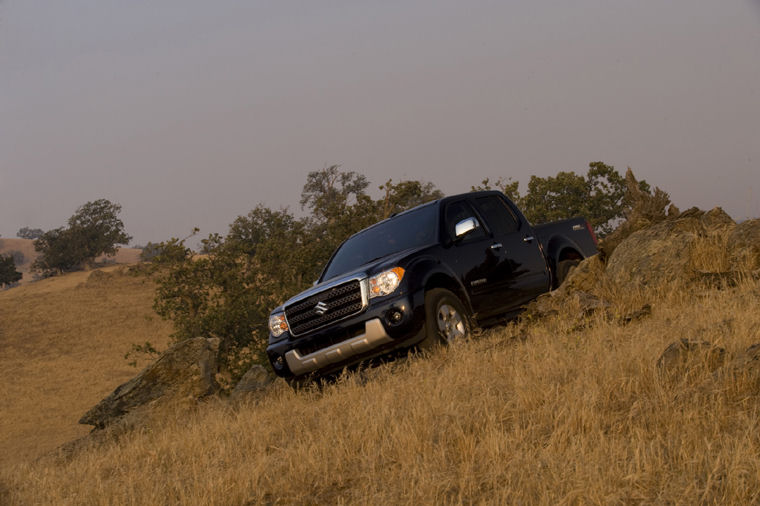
[490,243,503,250]
[523,236,535,243]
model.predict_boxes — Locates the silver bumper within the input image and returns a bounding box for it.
[284,318,393,376]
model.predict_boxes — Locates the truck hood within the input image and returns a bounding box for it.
[276,244,433,311]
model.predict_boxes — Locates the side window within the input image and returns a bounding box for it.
[444,201,486,241]
[474,196,520,236]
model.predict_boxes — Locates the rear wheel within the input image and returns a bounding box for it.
[419,288,471,350]
[556,258,581,287]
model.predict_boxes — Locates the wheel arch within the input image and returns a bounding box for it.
[421,269,472,316]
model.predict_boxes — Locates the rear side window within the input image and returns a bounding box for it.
[444,200,486,241]
[474,196,520,236]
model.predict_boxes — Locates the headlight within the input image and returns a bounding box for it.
[369,267,405,298]
[269,313,289,338]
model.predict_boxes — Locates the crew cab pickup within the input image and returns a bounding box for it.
[267,190,598,382]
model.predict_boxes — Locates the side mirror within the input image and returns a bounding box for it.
[454,217,480,239]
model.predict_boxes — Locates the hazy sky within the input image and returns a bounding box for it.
[2,1,759,245]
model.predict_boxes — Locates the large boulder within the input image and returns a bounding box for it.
[605,207,735,288]
[79,337,220,429]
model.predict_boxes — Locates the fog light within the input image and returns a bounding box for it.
[387,309,404,325]
[273,355,285,371]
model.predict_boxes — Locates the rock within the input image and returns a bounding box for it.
[555,254,606,296]
[521,293,559,321]
[521,289,611,326]
[619,304,652,325]
[728,219,760,271]
[692,270,759,289]
[723,343,760,373]
[573,291,612,317]
[702,207,736,231]
[605,207,736,288]
[79,337,220,429]
[230,365,274,400]
[656,339,726,373]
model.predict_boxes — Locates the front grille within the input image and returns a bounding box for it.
[285,279,365,336]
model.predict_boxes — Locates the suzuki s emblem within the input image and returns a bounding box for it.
[314,302,329,316]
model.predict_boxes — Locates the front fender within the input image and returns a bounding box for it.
[406,257,474,316]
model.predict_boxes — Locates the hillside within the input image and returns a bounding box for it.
[0,238,141,285]
[0,266,173,469]
[1,213,759,503]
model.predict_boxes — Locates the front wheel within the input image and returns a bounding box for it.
[419,288,471,350]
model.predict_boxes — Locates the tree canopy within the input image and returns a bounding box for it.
[472,162,650,237]
[33,199,132,275]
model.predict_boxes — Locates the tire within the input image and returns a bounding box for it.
[555,258,581,287]
[419,288,471,350]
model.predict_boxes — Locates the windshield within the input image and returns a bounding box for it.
[321,204,438,281]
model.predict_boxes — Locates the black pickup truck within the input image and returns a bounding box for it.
[267,190,597,382]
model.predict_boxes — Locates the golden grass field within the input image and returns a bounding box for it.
[2,234,760,504]
[0,267,173,471]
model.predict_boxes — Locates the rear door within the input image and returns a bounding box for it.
[470,194,551,314]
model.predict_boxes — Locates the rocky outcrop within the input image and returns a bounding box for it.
[80,337,221,429]
[230,365,275,400]
[605,207,735,288]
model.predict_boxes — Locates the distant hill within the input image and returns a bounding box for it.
[0,238,142,285]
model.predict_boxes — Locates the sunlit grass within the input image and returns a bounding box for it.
[2,231,760,504]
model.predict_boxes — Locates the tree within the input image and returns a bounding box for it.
[32,228,87,274]
[517,162,635,236]
[66,199,132,258]
[378,179,444,219]
[300,165,370,224]
[471,177,521,204]
[17,227,45,240]
[0,254,22,288]
[33,199,132,275]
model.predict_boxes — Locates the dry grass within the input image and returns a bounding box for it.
[3,232,760,504]
[0,266,172,470]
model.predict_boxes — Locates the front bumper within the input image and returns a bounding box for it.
[285,318,393,375]
[267,291,426,378]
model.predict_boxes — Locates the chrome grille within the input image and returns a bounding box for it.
[285,279,365,336]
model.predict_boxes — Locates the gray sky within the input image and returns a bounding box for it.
[2,0,759,245]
